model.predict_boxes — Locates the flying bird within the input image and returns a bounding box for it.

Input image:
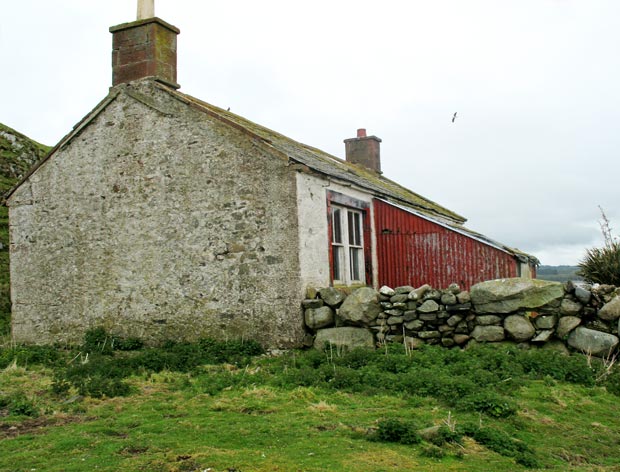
[452,112,457,123]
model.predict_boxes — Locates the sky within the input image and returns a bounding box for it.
[1,0,619,266]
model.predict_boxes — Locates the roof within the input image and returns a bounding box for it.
[156,84,468,225]
[4,79,538,263]
[6,81,466,224]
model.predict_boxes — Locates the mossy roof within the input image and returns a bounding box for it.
[4,80,537,263]
[157,84,467,224]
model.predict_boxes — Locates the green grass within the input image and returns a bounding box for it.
[1,341,620,471]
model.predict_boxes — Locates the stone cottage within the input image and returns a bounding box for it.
[5,11,537,347]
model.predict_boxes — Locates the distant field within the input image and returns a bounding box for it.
[537,265,582,283]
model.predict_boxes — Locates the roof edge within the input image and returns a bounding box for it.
[4,89,122,203]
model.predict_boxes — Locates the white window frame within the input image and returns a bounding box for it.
[331,204,365,285]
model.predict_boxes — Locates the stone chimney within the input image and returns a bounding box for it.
[344,129,382,173]
[110,17,180,89]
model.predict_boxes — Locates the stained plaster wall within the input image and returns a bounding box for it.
[295,172,378,290]
[8,81,304,347]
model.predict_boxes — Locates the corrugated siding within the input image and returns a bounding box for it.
[374,199,518,290]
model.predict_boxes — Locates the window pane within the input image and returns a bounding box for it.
[348,211,355,245]
[333,209,342,244]
[333,246,344,281]
[354,212,362,246]
[350,248,362,281]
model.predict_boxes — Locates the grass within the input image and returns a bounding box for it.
[1,339,620,471]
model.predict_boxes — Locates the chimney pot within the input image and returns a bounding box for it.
[357,128,367,138]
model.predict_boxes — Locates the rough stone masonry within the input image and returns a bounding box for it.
[8,81,305,347]
[304,278,620,357]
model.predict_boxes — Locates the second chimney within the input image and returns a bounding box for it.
[110,17,180,89]
[344,129,382,173]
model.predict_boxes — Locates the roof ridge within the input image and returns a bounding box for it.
[156,83,466,224]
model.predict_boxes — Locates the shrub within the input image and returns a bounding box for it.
[516,347,596,386]
[578,208,620,285]
[82,327,116,355]
[373,418,422,445]
[0,394,39,417]
[578,241,620,285]
[421,444,446,459]
[461,424,539,468]
[0,345,65,369]
[429,426,462,446]
[458,392,517,418]
[604,370,620,396]
[53,354,133,398]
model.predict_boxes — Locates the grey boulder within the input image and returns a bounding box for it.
[567,327,619,357]
[471,325,505,342]
[305,306,334,330]
[504,315,536,342]
[471,278,564,314]
[338,287,381,325]
[599,297,620,321]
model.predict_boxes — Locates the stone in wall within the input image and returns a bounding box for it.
[409,284,431,301]
[476,315,502,326]
[598,296,620,321]
[567,327,619,357]
[338,287,381,326]
[418,300,439,313]
[574,286,592,304]
[471,325,505,342]
[556,316,581,339]
[504,315,536,342]
[471,278,564,314]
[305,306,334,330]
[319,287,346,307]
[535,315,557,330]
[560,299,582,317]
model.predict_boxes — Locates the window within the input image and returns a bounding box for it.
[331,205,365,284]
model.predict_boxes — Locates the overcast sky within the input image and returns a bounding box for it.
[2,1,619,266]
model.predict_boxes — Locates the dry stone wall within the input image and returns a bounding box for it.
[303,278,620,357]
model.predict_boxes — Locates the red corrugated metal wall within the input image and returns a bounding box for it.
[374,199,518,291]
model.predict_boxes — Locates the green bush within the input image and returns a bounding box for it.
[52,353,133,398]
[578,241,620,286]
[0,394,39,417]
[421,444,446,459]
[0,345,66,369]
[82,327,144,354]
[429,426,462,446]
[458,392,517,418]
[461,424,539,468]
[604,370,620,396]
[373,418,422,445]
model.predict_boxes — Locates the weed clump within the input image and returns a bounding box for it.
[457,392,517,418]
[578,208,620,285]
[50,329,265,398]
[0,393,38,417]
[372,418,422,445]
[461,424,540,469]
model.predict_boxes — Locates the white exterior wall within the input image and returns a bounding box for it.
[295,172,378,293]
[520,262,533,279]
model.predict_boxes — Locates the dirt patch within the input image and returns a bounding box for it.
[0,414,89,439]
